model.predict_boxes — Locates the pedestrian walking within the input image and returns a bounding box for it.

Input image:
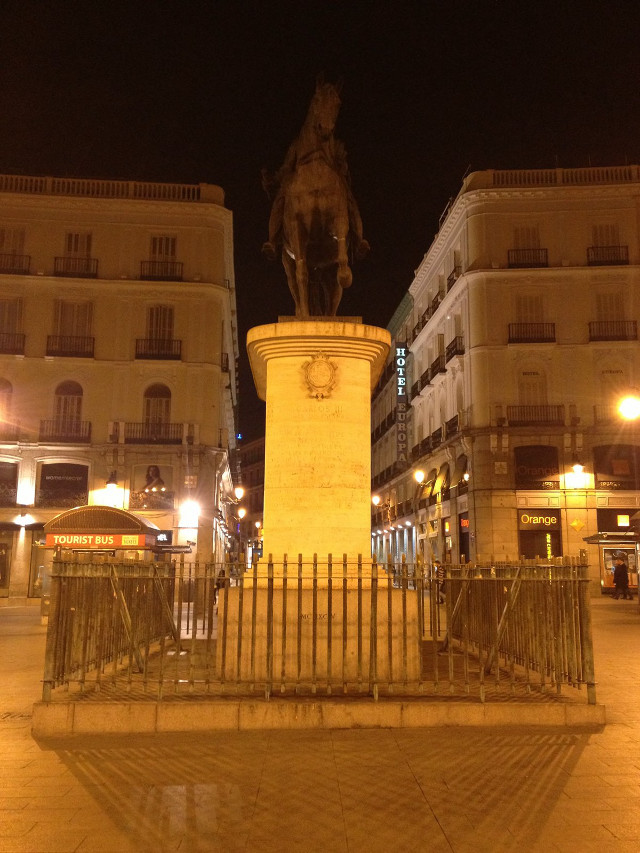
[612,553,632,600]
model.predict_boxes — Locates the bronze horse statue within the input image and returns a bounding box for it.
[262,79,369,317]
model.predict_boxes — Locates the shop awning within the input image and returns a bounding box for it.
[44,505,160,549]
[451,454,468,486]
[421,468,438,497]
[432,463,450,496]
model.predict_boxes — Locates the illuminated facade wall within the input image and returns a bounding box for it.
[371,166,640,589]
[0,175,239,599]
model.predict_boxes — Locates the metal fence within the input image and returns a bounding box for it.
[41,556,596,704]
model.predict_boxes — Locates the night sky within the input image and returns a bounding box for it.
[2,1,640,439]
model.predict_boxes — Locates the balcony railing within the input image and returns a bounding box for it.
[0,332,25,354]
[420,368,430,390]
[445,336,465,362]
[46,335,95,357]
[39,419,92,442]
[0,253,30,274]
[430,354,446,378]
[431,427,443,448]
[508,323,556,343]
[123,422,183,444]
[587,245,629,266]
[588,320,637,341]
[445,414,459,437]
[507,248,548,268]
[135,338,182,359]
[410,381,420,400]
[0,423,19,442]
[54,256,99,278]
[430,291,443,313]
[506,405,565,426]
[140,260,184,281]
[446,265,461,291]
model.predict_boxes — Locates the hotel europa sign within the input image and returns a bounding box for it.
[396,343,408,465]
[45,533,150,548]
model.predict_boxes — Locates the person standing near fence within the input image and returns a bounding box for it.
[612,554,632,600]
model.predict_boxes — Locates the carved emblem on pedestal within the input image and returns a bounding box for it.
[303,352,337,399]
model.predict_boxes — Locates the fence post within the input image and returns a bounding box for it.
[577,565,597,704]
[42,566,61,701]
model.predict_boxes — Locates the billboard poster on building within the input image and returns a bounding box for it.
[129,464,174,510]
[594,445,639,490]
[514,445,559,490]
[37,463,88,507]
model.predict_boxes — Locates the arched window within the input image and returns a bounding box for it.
[144,384,171,424]
[54,381,83,427]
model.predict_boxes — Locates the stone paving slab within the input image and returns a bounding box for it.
[0,598,638,851]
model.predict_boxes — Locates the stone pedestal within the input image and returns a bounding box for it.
[247,319,390,569]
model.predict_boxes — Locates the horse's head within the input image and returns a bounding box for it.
[309,81,342,140]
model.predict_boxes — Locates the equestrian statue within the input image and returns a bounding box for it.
[262,78,370,317]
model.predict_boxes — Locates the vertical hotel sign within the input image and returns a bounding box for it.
[396,342,408,466]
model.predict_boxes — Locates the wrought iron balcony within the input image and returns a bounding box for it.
[410,381,420,400]
[446,265,461,291]
[135,338,182,359]
[123,422,183,444]
[445,336,465,362]
[430,291,443,313]
[0,423,19,442]
[140,260,184,281]
[508,323,555,343]
[431,427,443,448]
[506,405,565,426]
[445,414,459,437]
[54,256,99,277]
[430,354,446,378]
[0,332,25,354]
[420,368,430,389]
[507,248,548,268]
[46,335,95,357]
[39,419,92,442]
[587,245,629,266]
[0,253,30,274]
[588,320,637,341]
[419,436,431,455]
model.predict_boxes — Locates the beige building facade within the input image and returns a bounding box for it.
[0,174,239,601]
[371,166,640,592]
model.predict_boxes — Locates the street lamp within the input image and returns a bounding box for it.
[618,391,640,421]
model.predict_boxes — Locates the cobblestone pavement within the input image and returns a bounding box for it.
[0,597,638,852]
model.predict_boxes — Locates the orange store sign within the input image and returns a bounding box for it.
[45,533,147,548]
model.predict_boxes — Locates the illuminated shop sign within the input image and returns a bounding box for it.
[518,512,560,531]
[45,533,148,548]
[396,343,408,464]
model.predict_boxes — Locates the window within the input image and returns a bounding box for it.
[516,293,544,324]
[150,235,177,260]
[0,227,25,255]
[144,384,171,424]
[0,298,23,333]
[64,232,92,257]
[592,224,620,247]
[0,378,12,423]
[514,225,540,250]
[596,291,625,321]
[54,381,83,427]
[54,300,93,336]
[147,305,174,340]
[518,369,547,406]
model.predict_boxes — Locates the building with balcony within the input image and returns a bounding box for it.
[371,166,640,591]
[0,174,240,601]
[236,436,265,563]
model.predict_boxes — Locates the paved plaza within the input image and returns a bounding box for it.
[0,597,638,852]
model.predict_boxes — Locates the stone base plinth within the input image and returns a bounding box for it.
[247,319,390,565]
[216,585,420,687]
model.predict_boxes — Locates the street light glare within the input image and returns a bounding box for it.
[372,494,381,506]
[618,394,640,421]
[414,470,425,484]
